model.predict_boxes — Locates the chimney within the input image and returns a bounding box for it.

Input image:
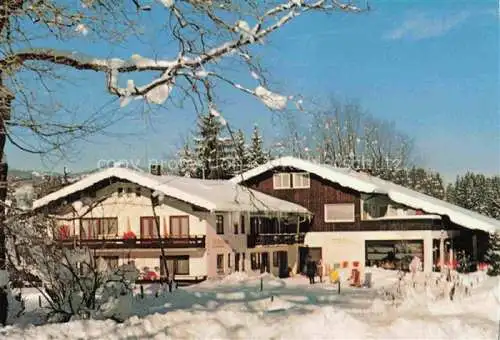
[150,164,161,176]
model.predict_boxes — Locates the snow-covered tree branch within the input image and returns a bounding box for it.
[2,0,363,113]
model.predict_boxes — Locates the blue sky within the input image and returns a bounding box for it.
[7,0,499,181]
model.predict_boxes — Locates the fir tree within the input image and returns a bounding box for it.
[445,182,456,203]
[484,232,500,276]
[177,142,196,177]
[392,168,410,187]
[232,129,250,175]
[445,173,500,219]
[248,125,268,168]
[192,112,233,179]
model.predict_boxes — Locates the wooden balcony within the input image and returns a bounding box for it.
[58,235,206,249]
[247,233,305,248]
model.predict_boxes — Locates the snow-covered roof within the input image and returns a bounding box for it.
[33,167,310,214]
[230,157,500,233]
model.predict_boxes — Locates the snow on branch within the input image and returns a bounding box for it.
[255,86,288,110]
[1,0,363,109]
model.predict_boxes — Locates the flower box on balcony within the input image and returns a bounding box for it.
[123,231,137,246]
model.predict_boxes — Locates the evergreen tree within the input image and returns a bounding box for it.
[218,136,236,179]
[392,168,410,187]
[231,129,250,176]
[248,125,268,168]
[422,172,445,199]
[446,173,500,219]
[484,232,500,276]
[486,176,500,219]
[177,142,196,177]
[192,112,233,179]
[445,182,456,203]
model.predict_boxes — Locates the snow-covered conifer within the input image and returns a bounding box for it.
[247,125,268,169]
[485,232,500,276]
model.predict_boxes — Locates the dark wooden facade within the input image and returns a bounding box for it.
[242,167,362,232]
[242,167,444,233]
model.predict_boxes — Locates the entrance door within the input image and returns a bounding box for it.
[299,247,309,274]
[261,252,270,273]
[299,247,322,274]
[278,251,289,278]
[235,253,240,272]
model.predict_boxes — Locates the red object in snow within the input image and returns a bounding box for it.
[143,271,158,281]
[477,262,488,271]
[449,259,458,269]
[123,231,137,239]
[350,268,360,287]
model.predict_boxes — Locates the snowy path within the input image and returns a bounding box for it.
[0,270,498,339]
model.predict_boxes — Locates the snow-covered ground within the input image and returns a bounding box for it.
[1,269,499,339]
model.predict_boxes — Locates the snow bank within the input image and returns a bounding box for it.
[3,271,498,339]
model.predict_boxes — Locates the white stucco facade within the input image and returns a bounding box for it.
[53,181,302,281]
[304,228,458,274]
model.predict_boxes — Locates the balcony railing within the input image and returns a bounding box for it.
[58,235,206,249]
[247,233,305,248]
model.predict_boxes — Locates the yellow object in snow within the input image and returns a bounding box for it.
[329,270,339,283]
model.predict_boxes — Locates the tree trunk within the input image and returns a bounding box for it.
[150,196,170,289]
[0,77,12,325]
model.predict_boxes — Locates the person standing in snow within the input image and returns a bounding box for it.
[316,259,324,283]
[306,256,316,284]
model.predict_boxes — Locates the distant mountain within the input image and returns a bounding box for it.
[8,168,64,181]
[8,169,36,180]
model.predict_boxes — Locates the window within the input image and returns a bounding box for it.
[273,252,279,267]
[216,254,224,273]
[234,222,238,234]
[240,214,246,234]
[228,253,231,268]
[364,201,388,219]
[292,172,310,189]
[250,253,261,270]
[273,251,287,268]
[216,215,224,234]
[140,216,160,238]
[161,255,189,276]
[324,203,355,223]
[242,253,246,271]
[170,216,189,236]
[80,218,118,239]
[273,173,291,189]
